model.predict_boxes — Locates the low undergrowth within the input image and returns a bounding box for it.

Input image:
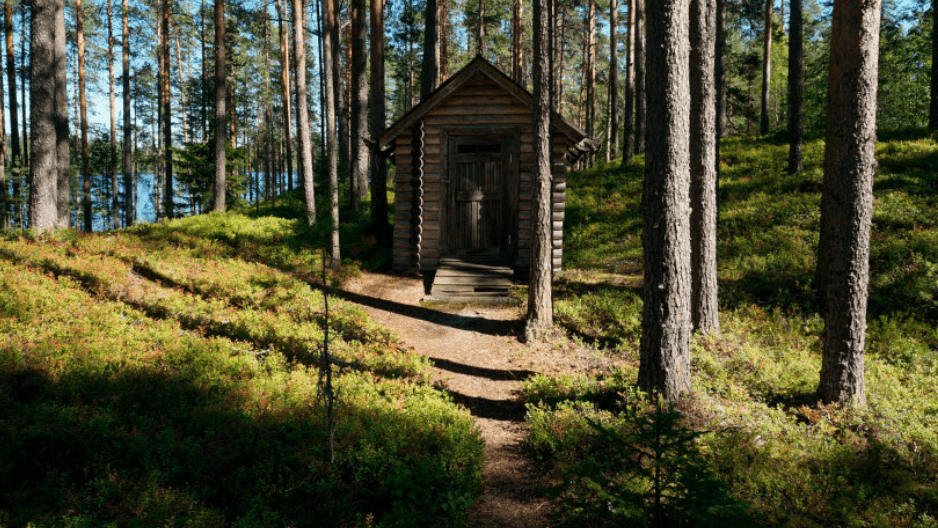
[0,208,483,527]
[529,132,938,526]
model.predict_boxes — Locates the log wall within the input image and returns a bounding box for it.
[392,75,570,273]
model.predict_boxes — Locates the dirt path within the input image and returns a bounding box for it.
[342,271,553,527]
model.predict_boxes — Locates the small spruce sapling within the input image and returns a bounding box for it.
[558,399,752,527]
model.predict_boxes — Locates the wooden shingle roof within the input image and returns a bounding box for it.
[379,56,593,155]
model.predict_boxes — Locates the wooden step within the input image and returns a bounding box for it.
[430,256,515,304]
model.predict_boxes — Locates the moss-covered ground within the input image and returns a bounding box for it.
[527,131,938,527]
[0,195,484,527]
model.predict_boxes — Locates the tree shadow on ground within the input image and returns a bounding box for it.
[327,282,521,338]
[430,358,535,382]
[446,391,529,422]
[0,364,482,527]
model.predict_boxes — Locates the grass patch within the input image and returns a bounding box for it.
[0,200,483,526]
[530,132,938,526]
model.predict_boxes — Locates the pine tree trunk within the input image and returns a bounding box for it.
[608,0,619,161]
[200,0,207,142]
[293,0,316,223]
[55,0,69,228]
[370,0,390,243]
[439,0,449,82]
[161,0,173,219]
[760,0,772,135]
[477,0,485,55]
[638,0,692,401]
[78,0,92,232]
[173,26,189,144]
[635,0,646,154]
[930,0,938,129]
[715,0,726,138]
[336,23,349,176]
[511,0,523,84]
[557,9,565,114]
[350,0,369,212]
[0,41,6,230]
[586,0,595,165]
[288,0,299,188]
[5,6,20,228]
[262,15,272,205]
[20,10,28,172]
[624,0,634,164]
[524,0,553,342]
[122,0,133,226]
[214,0,227,212]
[30,0,58,232]
[420,0,438,98]
[107,0,119,227]
[690,0,719,334]
[324,0,340,270]
[787,0,803,173]
[5,6,18,170]
[275,0,294,198]
[816,0,880,405]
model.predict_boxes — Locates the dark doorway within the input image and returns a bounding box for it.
[448,136,510,258]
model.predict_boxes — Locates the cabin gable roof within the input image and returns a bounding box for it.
[379,56,590,150]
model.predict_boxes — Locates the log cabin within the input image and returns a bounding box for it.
[379,56,594,279]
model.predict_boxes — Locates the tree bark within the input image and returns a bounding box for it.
[263,14,272,205]
[78,0,91,232]
[760,0,772,135]
[293,0,316,224]
[275,0,294,199]
[336,14,349,174]
[420,0,438,98]
[370,0,391,242]
[586,0,596,165]
[5,5,18,171]
[924,0,938,130]
[635,0,646,153]
[107,0,119,228]
[350,0,369,212]
[624,0,634,164]
[524,0,553,341]
[173,25,189,145]
[556,8,565,114]
[122,0,133,226]
[161,0,173,219]
[20,9,28,172]
[477,0,485,55]
[30,0,58,232]
[55,0,69,228]
[214,0,227,212]
[787,0,803,173]
[638,0,692,401]
[690,0,719,334]
[511,0,523,84]
[715,0,726,138]
[5,5,19,228]
[608,0,619,161]
[324,0,340,269]
[439,0,449,82]
[0,36,6,230]
[816,0,880,405]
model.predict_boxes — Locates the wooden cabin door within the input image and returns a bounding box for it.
[448,136,510,258]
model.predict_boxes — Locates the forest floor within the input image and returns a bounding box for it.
[342,271,623,528]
